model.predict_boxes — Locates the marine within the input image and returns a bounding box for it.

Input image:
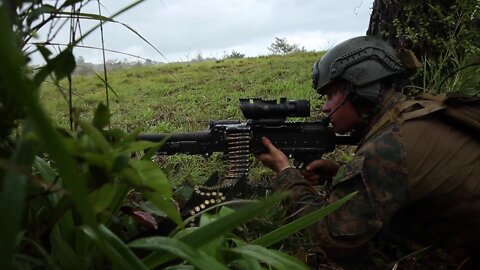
[257,36,480,267]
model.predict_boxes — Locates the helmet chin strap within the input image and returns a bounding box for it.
[322,90,354,125]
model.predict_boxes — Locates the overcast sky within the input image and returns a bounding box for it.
[32,0,374,64]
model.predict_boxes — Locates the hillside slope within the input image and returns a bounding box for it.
[41,52,325,133]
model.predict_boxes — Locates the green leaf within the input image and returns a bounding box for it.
[143,193,182,226]
[51,49,76,80]
[139,200,167,217]
[198,213,224,259]
[229,245,309,270]
[119,160,181,225]
[77,120,112,154]
[112,154,130,173]
[252,191,357,247]
[115,141,163,156]
[98,225,147,270]
[92,103,110,130]
[227,238,262,270]
[51,227,84,270]
[124,159,172,196]
[137,193,288,268]
[26,4,56,25]
[82,225,147,270]
[33,156,57,183]
[102,183,130,225]
[89,183,117,214]
[78,155,111,175]
[25,239,60,269]
[129,237,228,270]
[36,44,52,60]
[0,122,38,269]
[172,227,199,239]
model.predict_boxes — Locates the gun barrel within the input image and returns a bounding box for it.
[137,131,211,142]
[137,131,224,156]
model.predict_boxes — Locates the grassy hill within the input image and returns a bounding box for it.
[41,52,325,132]
[40,51,328,184]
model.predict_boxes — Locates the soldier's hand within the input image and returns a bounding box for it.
[257,137,291,173]
[300,159,339,185]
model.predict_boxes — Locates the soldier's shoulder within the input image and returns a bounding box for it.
[358,122,405,163]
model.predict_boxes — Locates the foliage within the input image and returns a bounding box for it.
[0,1,356,269]
[268,37,307,55]
[224,50,246,59]
[383,0,480,93]
[129,192,356,269]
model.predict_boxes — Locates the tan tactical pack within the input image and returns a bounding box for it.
[367,92,480,141]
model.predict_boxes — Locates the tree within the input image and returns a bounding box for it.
[267,37,305,55]
[367,0,480,92]
[224,50,245,59]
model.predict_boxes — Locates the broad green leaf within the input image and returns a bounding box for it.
[228,258,262,270]
[115,141,163,156]
[129,237,228,270]
[218,206,236,217]
[26,4,56,25]
[36,44,52,59]
[198,213,224,259]
[119,162,181,225]
[163,265,195,270]
[227,238,262,270]
[51,49,76,80]
[102,183,130,225]
[112,154,130,173]
[89,183,117,214]
[82,226,147,270]
[173,227,199,239]
[139,200,168,217]
[252,191,357,247]
[26,239,60,269]
[98,225,147,270]
[139,193,288,268]
[76,152,111,168]
[51,227,84,270]
[229,245,309,270]
[78,120,112,154]
[124,159,172,196]
[92,103,111,130]
[0,122,37,269]
[143,193,182,226]
[33,156,57,183]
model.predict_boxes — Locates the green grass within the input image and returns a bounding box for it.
[40,52,327,184]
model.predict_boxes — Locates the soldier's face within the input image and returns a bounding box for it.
[322,84,359,134]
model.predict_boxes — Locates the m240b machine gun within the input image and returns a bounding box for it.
[138,97,356,189]
[137,98,357,220]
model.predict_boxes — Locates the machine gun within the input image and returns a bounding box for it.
[138,98,358,222]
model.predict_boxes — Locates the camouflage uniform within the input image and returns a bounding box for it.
[273,92,480,257]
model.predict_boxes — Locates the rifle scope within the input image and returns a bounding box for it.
[239,97,310,120]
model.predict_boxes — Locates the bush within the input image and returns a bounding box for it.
[268,37,306,55]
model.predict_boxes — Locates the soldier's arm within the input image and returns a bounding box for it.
[272,125,410,257]
[273,166,381,257]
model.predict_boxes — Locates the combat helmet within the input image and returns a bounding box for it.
[312,36,404,103]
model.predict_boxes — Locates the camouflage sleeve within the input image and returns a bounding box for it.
[272,123,410,257]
